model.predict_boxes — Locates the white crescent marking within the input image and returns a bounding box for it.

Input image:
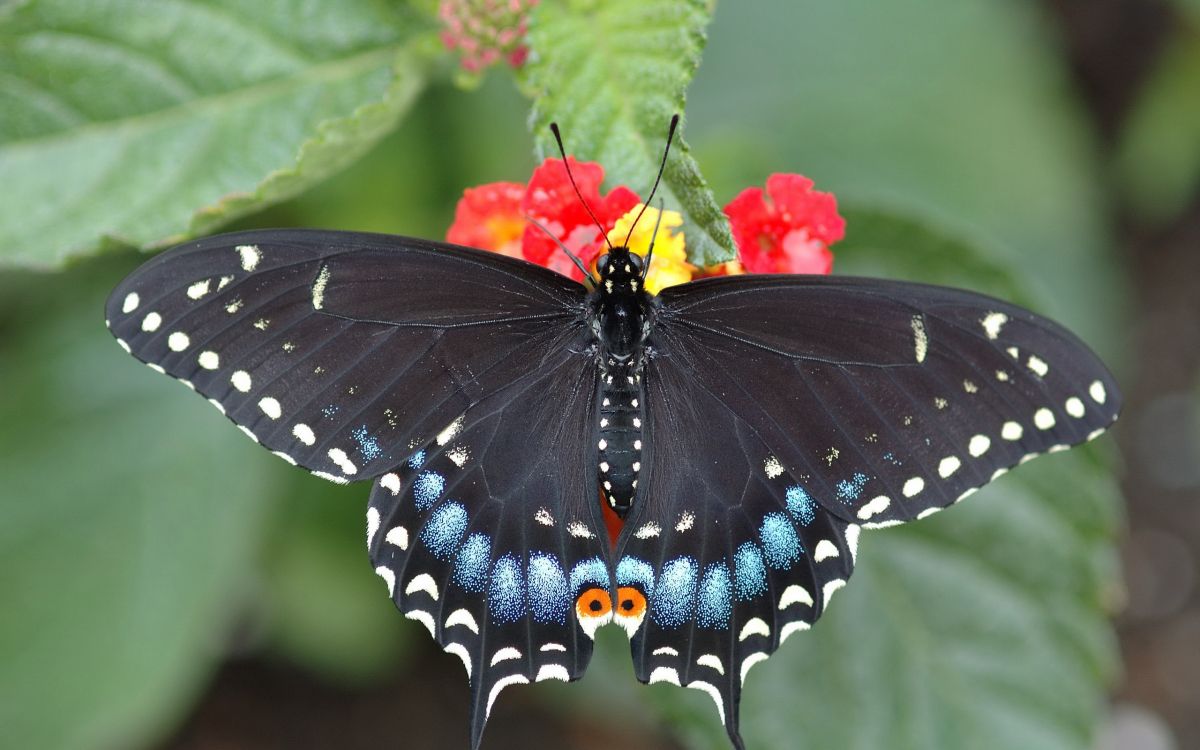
[490,647,522,667]
[486,675,529,718]
[444,642,472,679]
[779,585,814,609]
[696,654,725,675]
[738,617,770,641]
[740,652,769,686]
[648,666,680,686]
[687,680,726,726]
[536,664,570,682]
[405,573,439,600]
[445,608,479,634]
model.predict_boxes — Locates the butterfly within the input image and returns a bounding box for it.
[105,118,1120,749]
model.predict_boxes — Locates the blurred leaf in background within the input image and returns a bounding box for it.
[0,259,280,749]
[1116,19,1200,225]
[0,0,1145,749]
[0,0,429,268]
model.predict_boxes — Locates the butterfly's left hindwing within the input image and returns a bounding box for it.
[366,341,612,748]
[617,274,1121,748]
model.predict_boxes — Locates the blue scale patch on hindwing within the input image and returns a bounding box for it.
[407,450,426,469]
[570,556,610,593]
[489,553,526,624]
[616,555,655,594]
[786,485,816,525]
[651,556,698,628]
[453,532,492,592]
[734,542,768,601]
[421,501,468,559]
[696,562,732,629]
[413,470,445,510]
[528,552,569,624]
[760,512,804,569]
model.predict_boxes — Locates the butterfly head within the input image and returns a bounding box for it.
[596,246,645,295]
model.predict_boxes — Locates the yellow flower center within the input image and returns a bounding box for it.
[605,205,694,295]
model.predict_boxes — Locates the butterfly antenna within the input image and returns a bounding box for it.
[643,197,666,281]
[525,213,598,286]
[550,122,614,252]
[623,114,679,249]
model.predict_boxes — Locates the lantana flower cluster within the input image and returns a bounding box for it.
[447,157,845,292]
[439,0,538,72]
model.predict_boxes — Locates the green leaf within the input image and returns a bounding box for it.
[521,0,736,267]
[837,205,1032,305]
[0,256,279,749]
[1115,26,1200,224]
[637,209,1121,750]
[687,0,1122,353]
[0,0,429,269]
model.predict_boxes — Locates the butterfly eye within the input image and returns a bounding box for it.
[596,254,611,274]
[628,253,644,271]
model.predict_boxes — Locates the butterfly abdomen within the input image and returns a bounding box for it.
[598,363,644,518]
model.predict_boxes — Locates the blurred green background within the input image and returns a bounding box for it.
[1,1,1197,749]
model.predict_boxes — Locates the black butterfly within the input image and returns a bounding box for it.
[105,120,1120,749]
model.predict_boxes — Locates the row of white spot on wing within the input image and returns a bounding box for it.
[696,653,725,675]
[634,522,661,539]
[327,448,358,475]
[647,647,728,725]
[921,378,1114,519]
[675,511,695,532]
[567,521,595,539]
[406,573,439,600]
[778,580,816,644]
[738,617,770,642]
[763,455,785,479]
[813,540,840,562]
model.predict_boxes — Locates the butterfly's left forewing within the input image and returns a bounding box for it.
[618,274,1120,747]
[105,230,586,483]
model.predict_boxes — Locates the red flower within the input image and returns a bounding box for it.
[724,174,844,275]
[447,165,845,285]
[446,182,526,257]
[520,157,640,281]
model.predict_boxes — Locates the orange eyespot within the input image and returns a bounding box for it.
[576,587,613,619]
[616,586,647,618]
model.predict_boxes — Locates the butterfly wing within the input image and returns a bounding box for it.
[108,229,615,747]
[105,229,586,483]
[618,274,1120,747]
[366,335,613,748]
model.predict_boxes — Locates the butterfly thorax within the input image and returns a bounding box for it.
[590,247,652,518]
